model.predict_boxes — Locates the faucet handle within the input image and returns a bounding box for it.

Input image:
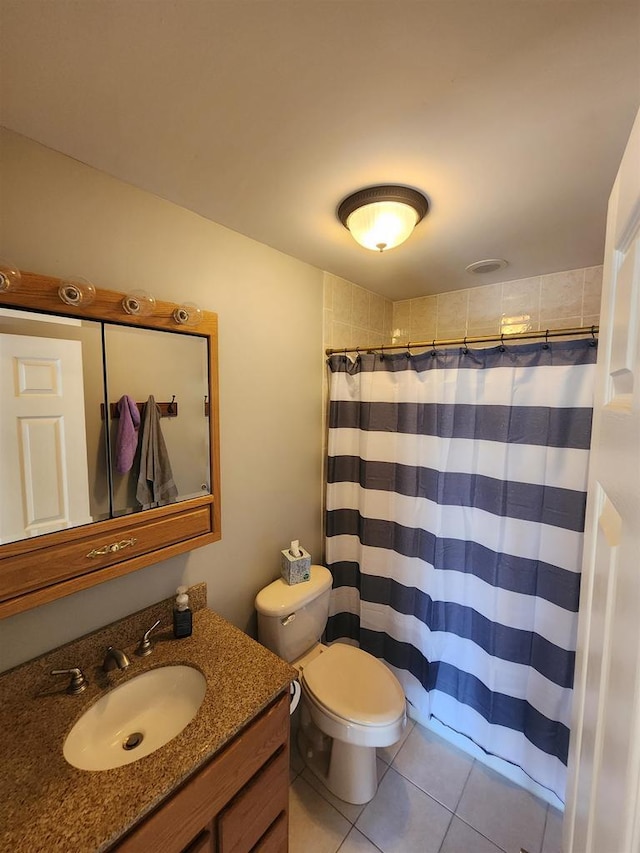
[136,619,161,657]
[51,667,89,695]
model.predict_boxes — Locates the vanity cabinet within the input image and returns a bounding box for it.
[113,693,290,853]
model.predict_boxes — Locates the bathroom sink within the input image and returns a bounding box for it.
[63,665,207,771]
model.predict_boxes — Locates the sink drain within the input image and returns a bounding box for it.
[123,732,144,751]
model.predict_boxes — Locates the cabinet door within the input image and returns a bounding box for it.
[217,747,289,852]
[113,694,289,853]
[252,813,288,853]
[182,822,216,853]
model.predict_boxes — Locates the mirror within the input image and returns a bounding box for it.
[104,324,210,517]
[0,270,220,620]
[0,309,212,544]
[0,308,109,543]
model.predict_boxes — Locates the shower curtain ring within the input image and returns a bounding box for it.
[355,346,361,363]
[406,341,412,359]
[462,336,468,355]
[543,329,550,350]
[431,339,437,357]
[590,325,597,346]
[499,333,506,352]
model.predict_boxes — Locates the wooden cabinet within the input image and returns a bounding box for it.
[0,270,221,619]
[113,693,290,853]
[0,499,218,618]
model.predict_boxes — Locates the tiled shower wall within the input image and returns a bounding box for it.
[393,266,603,343]
[323,265,603,353]
[323,273,394,352]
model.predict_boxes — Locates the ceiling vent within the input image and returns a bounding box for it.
[465,259,508,274]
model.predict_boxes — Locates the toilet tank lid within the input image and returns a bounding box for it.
[255,565,332,616]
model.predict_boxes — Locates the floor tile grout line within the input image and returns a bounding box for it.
[449,811,510,853]
[291,773,356,833]
[452,757,476,813]
[435,808,457,853]
[336,825,386,853]
[540,804,551,853]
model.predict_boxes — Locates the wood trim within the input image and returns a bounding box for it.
[0,270,222,616]
[113,694,289,853]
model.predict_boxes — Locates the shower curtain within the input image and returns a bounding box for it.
[325,339,596,802]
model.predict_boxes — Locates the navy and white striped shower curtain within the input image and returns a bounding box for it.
[325,339,596,802]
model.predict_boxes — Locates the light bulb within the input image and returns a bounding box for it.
[0,260,21,293]
[173,302,203,326]
[58,276,96,307]
[122,290,156,316]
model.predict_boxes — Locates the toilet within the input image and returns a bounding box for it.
[255,565,406,804]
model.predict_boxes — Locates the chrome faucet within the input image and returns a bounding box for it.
[102,646,131,672]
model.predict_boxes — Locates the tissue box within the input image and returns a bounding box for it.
[281,547,311,585]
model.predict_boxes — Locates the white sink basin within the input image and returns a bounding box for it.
[63,665,207,771]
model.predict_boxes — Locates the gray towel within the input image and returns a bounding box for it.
[136,395,178,508]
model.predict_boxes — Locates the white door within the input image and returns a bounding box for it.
[565,107,640,852]
[0,333,92,543]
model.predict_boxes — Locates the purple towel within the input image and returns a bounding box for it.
[115,395,141,474]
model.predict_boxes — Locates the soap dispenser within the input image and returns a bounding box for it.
[173,586,193,638]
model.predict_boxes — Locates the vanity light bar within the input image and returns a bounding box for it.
[0,269,209,332]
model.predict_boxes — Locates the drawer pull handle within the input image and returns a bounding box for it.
[87,538,137,559]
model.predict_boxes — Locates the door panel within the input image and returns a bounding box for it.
[565,106,640,853]
[0,334,92,543]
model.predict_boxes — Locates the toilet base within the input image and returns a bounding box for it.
[298,710,379,805]
[326,738,378,804]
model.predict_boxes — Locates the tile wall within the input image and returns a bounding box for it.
[323,273,394,353]
[392,266,603,344]
[323,265,603,352]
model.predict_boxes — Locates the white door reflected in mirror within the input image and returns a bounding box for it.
[0,333,92,544]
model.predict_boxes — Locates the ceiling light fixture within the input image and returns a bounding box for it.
[337,185,429,253]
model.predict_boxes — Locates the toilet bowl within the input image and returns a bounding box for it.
[296,642,406,803]
[255,565,406,804]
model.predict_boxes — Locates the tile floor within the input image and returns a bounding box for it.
[288,717,563,853]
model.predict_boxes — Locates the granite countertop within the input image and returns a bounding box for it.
[0,598,296,852]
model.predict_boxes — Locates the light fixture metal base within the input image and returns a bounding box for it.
[337,185,429,228]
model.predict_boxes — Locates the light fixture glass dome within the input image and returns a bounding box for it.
[346,201,419,252]
[337,185,429,253]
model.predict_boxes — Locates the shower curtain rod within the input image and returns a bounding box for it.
[325,324,599,357]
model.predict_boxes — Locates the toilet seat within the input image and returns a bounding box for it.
[300,643,405,727]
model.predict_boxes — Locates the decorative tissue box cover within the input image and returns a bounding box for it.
[281,547,311,585]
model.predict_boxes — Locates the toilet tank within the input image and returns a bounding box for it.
[255,565,333,662]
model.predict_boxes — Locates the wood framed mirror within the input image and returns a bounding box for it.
[0,270,220,618]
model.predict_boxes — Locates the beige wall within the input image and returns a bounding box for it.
[0,129,324,671]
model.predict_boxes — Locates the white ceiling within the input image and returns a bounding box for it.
[1,1,639,300]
